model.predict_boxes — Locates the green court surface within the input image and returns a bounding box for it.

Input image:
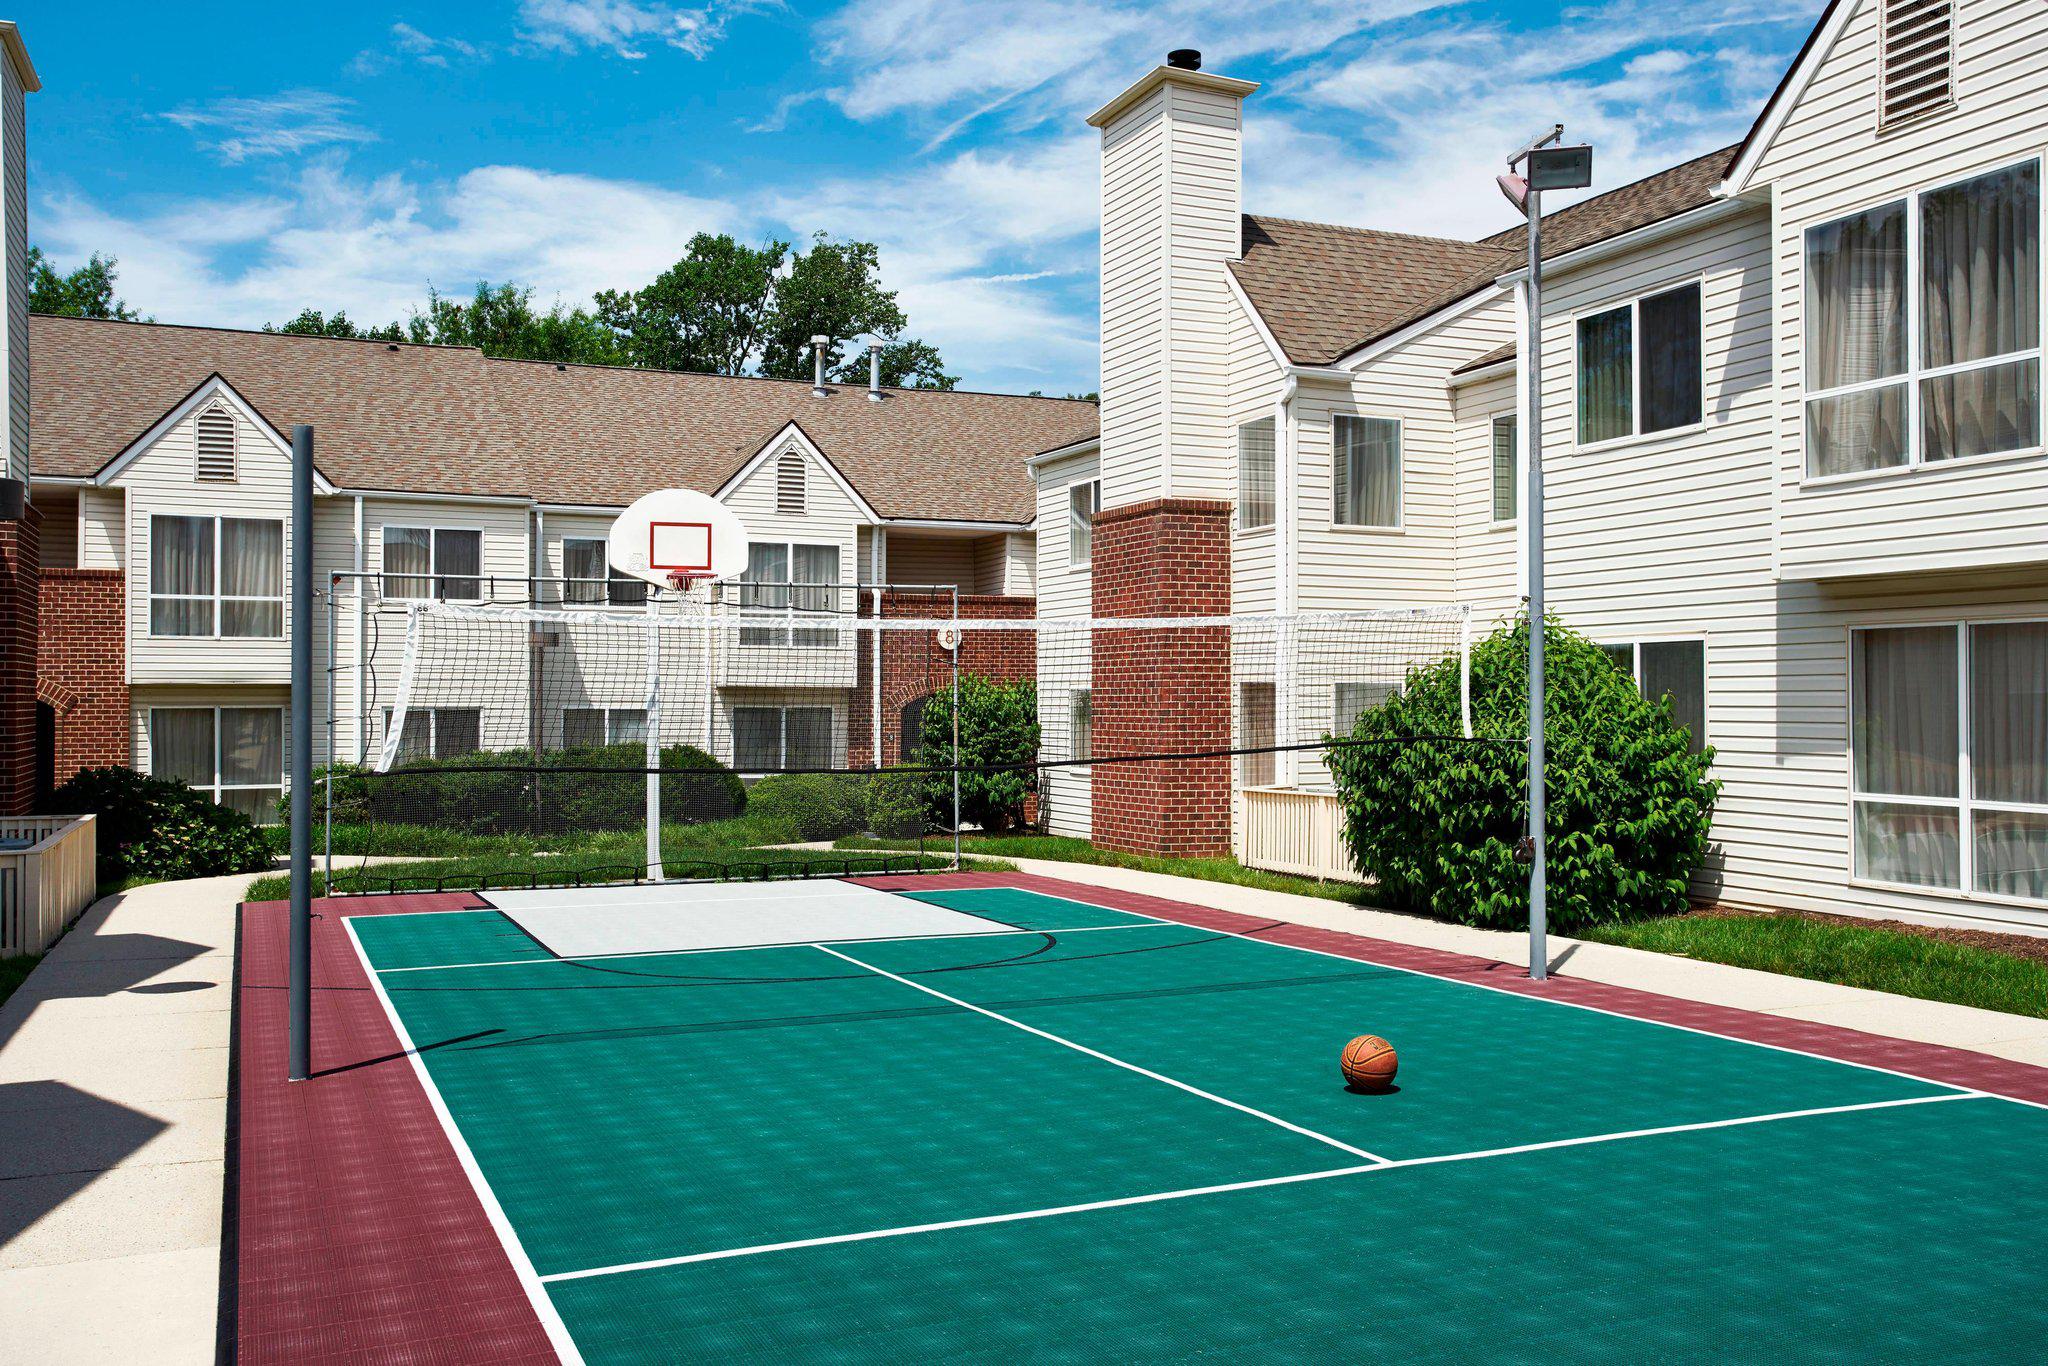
[348,883,2048,1362]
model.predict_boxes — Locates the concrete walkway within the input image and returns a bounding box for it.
[0,871,252,1365]
[4,858,2047,1363]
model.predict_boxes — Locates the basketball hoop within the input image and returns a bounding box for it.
[607,489,750,596]
[666,571,709,596]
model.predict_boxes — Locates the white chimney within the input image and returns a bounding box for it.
[0,23,37,505]
[867,341,884,401]
[1087,51,1256,510]
[810,335,830,397]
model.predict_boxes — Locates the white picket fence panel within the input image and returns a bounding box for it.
[0,814,99,957]
[1237,788,1362,883]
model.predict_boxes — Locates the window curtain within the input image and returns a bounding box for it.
[150,708,215,788]
[219,708,283,821]
[1490,416,1517,521]
[220,519,283,637]
[562,708,606,748]
[383,528,431,600]
[1240,683,1276,787]
[1333,681,1392,736]
[739,544,788,647]
[609,709,647,745]
[1640,284,1703,433]
[1922,162,2041,462]
[433,710,481,759]
[1971,622,2048,899]
[564,540,605,604]
[792,544,840,646]
[1238,418,1274,530]
[151,515,214,635]
[1334,416,1399,526]
[1069,482,1097,565]
[1852,627,1960,889]
[1805,201,1907,475]
[1070,691,1093,761]
[1576,306,1632,444]
[785,708,834,769]
[733,707,780,771]
[1639,640,1707,755]
[434,530,482,600]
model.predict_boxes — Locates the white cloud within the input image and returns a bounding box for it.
[160,91,378,165]
[517,0,763,59]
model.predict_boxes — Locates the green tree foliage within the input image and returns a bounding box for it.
[836,338,958,391]
[1326,616,1718,931]
[265,308,406,341]
[759,234,911,381]
[43,766,273,883]
[27,247,142,320]
[403,282,624,365]
[595,232,783,375]
[913,675,1040,831]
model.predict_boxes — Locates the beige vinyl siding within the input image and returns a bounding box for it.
[35,492,78,569]
[538,511,620,598]
[722,438,862,609]
[1032,447,1098,837]
[883,535,977,591]
[117,404,294,685]
[1098,85,1169,511]
[1756,0,2048,579]
[79,487,123,568]
[1001,531,1036,596]
[1161,79,1245,506]
[1451,371,1522,618]
[2,55,25,486]
[1226,278,1285,615]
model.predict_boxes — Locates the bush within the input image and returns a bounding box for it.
[44,766,275,884]
[747,774,869,841]
[366,743,744,836]
[912,675,1039,831]
[1326,616,1718,931]
[276,763,371,827]
[863,767,928,840]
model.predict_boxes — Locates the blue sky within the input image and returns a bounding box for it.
[22,1,1818,395]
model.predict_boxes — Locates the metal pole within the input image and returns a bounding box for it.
[324,573,337,894]
[645,588,663,882]
[951,587,961,871]
[288,425,314,1081]
[1525,186,1548,983]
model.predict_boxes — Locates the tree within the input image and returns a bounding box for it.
[758,234,909,382]
[594,233,784,375]
[405,282,623,366]
[27,247,141,320]
[913,674,1040,831]
[834,338,958,391]
[265,308,405,341]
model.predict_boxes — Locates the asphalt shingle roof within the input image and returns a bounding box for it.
[28,316,1098,523]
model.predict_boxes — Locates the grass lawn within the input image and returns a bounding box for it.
[0,952,40,1010]
[1586,911,2048,1020]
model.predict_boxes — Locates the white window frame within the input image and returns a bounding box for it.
[561,536,645,607]
[148,705,286,819]
[1069,688,1093,767]
[1330,412,1404,532]
[1599,637,1710,753]
[1489,413,1519,527]
[1847,616,2048,908]
[382,525,486,603]
[1800,154,2046,486]
[561,706,646,748]
[147,514,285,639]
[1570,275,1709,454]
[1236,418,1275,534]
[737,539,842,646]
[1067,479,1100,569]
[732,704,836,772]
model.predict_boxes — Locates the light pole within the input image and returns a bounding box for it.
[1497,129,1591,983]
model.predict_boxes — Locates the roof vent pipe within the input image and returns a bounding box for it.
[867,341,884,401]
[811,335,830,397]
[1166,49,1201,70]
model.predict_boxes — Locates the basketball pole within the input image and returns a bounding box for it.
[288,424,314,1082]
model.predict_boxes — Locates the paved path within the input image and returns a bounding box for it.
[5,857,2047,1363]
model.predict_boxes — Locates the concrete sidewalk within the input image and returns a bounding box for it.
[0,872,254,1366]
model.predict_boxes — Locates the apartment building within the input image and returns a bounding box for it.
[1049,0,2048,931]
[24,317,1093,806]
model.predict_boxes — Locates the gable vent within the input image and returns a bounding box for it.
[195,406,238,481]
[1880,0,1955,128]
[776,453,807,515]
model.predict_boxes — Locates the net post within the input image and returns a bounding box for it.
[646,579,678,882]
[1525,182,1549,984]
[324,571,338,894]
[1459,605,1474,740]
[951,587,961,871]
[287,424,314,1083]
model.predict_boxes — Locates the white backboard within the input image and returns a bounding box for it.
[608,488,751,588]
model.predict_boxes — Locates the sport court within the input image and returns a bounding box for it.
[239,869,2048,1362]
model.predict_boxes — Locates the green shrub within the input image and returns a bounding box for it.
[276,763,371,827]
[43,766,275,884]
[1326,616,1718,931]
[913,674,1039,831]
[863,767,928,840]
[366,743,744,836]
[747,774,869,841]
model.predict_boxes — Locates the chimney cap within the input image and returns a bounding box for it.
[1166,49,1201,70]
[810,334,830,346]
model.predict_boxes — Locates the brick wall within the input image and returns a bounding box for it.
[0,506,39,814]
[1089,498,1233,855]
[37,568,129,785]
[849,591,1036,768]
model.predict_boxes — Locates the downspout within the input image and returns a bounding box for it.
[352,494,367,763]
[1274,373,1299,789]
[871,528,887,766]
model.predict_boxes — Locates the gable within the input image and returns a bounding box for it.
[717,426,872,534]
[98,376,328,497]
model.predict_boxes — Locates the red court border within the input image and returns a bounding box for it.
[234,873,2048,1362]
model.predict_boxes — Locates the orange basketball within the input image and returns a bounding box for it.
[1340,1034,1398,1091]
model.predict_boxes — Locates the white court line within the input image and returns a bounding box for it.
[540,1092,1983,1282]
[341,918,587,1366]
[813,942,1389,1164]
[1009,881,2048,1114]
[371,920,1181,974]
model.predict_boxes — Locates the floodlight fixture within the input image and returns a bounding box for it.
[1527,144,1594,192]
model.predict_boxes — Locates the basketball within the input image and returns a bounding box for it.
[1340,1035,1398,1091]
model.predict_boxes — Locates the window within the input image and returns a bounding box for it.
[149,515,284,637]
[1576,281,1703,446]
[1068,479,1099,567]
[562,707,647,749]
[1853,622,2048,901]
[1879,0,1954,129]
[150,706,283,821]
[1237,419,1274,531]
[732,705,834,772]
[1240,682,1276,787]
[562,537,647,607]
[1332,681,1393,737]
[1333,415,1400,527]
[195,405,237,481]
[736,541,840,646]
[1069,690,1093,762]
[1805,159,2041,477]
[1490,415,1518,523]
[382,707,482,762]
[776,453,808,515]
[1601,639,1708,755]
[383,527,483,601]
